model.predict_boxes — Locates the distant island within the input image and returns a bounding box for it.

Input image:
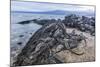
[11,10,95,16]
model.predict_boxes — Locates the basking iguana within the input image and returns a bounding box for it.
[13,22,87,66]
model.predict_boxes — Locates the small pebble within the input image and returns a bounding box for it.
[17,42,22,45]
[19,35,24,37]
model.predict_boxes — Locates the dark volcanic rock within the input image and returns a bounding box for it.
[33,19,57,25]
[18,20,31,24]
[17,42,22,46]
[62,14,95,36]
[13,22,86,66]
[19,35,24,37]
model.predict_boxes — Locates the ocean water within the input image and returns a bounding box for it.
[11,12,65,23]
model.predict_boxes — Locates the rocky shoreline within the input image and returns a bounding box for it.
[18,14,95,36]
[13,22,95,66]
[11,14,95,66]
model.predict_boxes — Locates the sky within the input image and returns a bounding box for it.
[11,1,95,13]
[11,0,96,5]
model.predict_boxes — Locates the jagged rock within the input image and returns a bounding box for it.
[13,22,87,66]
[62,14,80,28]
[62,15,95,36]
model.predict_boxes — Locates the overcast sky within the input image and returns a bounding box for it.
[11,1,95,12]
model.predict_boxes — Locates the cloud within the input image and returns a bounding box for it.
[11,1,95,12]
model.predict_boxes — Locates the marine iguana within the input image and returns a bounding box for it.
[13,22,87,66]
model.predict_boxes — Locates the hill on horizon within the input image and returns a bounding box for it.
[11,10,95,16]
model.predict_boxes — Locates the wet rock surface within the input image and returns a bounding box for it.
[13,22,88,66]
